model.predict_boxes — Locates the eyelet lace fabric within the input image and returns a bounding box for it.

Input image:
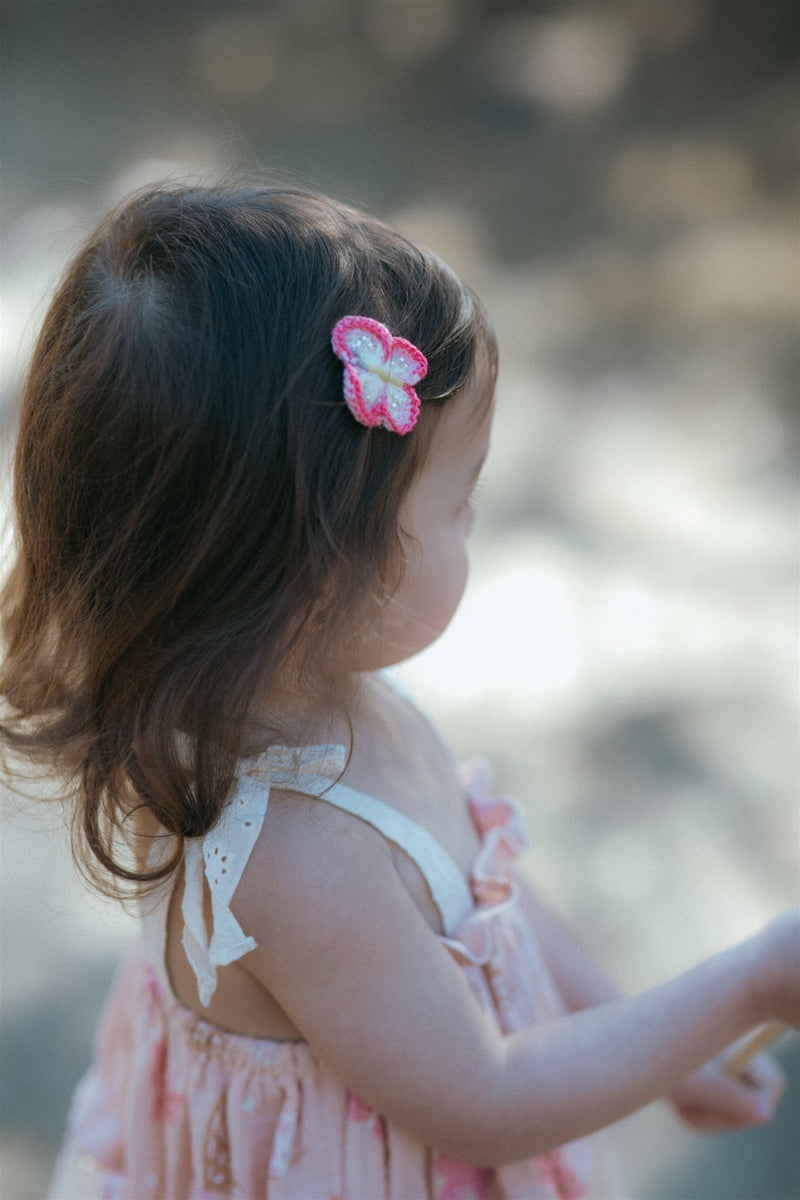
[182,744,347,1006]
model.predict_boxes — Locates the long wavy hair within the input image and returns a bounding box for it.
[0,183,493,896]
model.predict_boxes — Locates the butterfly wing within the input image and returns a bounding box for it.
[388,338,428,386]
[332,317,392,371]
[379,382,420,435]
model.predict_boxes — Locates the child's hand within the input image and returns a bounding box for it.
[669,1053,786,1133]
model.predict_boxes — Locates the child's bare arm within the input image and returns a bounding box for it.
[491,921,793,1160]
[516,874,789,1132]
[233,796,798,1167]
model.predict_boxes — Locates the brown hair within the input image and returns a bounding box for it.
[0,183,493,896]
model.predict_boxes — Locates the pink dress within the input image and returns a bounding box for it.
[48,746,622,1199]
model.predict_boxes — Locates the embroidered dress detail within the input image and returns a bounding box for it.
[182,744,347,1006]
[331,315,428,435]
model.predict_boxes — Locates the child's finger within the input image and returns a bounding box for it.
[735,1050,787,1108]
[673,1056,786,1132]
[717,1054,786,1126]
[723,1021,788,1076]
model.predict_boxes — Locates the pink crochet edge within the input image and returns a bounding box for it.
[331,315,428,435]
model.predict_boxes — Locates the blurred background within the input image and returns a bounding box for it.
[1,1,798,1196]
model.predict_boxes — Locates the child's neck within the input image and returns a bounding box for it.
[243,669,370,757]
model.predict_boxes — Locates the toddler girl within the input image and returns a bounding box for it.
[1,184,796,1200]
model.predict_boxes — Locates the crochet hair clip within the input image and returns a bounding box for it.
[331,315,428,435]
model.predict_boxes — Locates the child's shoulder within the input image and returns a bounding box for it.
[252,776,394,877]
[232,674,477,946]
[229,771,439,1017]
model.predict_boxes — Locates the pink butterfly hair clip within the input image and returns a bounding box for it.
[331,315,428,435]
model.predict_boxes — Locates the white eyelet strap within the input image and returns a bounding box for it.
[181,744,346,1007]
[181,772,267,1006]
[319,782,474,936]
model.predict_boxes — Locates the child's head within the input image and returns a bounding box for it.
[0,183,494,889]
